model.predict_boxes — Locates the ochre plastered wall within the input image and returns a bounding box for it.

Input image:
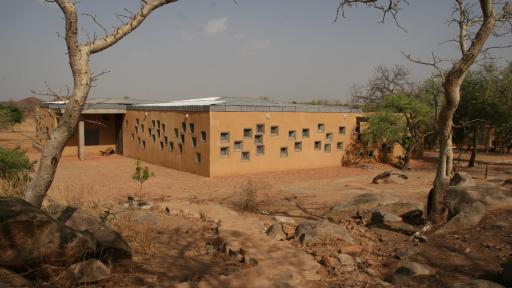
[122,110,210,176]
[34,108,118,157]
[209,111,361,176]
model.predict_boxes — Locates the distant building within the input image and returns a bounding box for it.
[35,97,365,176]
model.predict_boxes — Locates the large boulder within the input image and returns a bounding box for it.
[0,268,32,287]
[391,262,435,282]
[372,171,408,184]
[450,172,476,187]
[502,259,512,286]
[452,279,504,288]
[331,193,399,213]
[294,220,354,245]
[434,184,512,233]
[47,205,132,261]
[0,198,96,269]
[265,223,286,241]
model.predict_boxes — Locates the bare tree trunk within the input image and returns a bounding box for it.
[428,0,496,225]
[24,0,177,208]
[468,125,478,167]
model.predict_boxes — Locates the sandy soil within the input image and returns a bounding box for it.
[1,121,512,287]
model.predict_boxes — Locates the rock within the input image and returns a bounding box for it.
[450,172,476,187]
[47,205,132,261]
[373,202,424,218]
[0,268,32,287]
[281,223,296,239]
[394,250,415,260]
[320,255,338,269]
[369,212,417,235]
[0,198,96,269]
[502,259,512,286]
[335,253,356,266]
[372,171,408,184]
[436,201,486,233]
[392,262,435,282]
[294,220,354,245]
[452,279,505,288]
[67,259,111,284]
[272,216,296,224]
[339,244,363,257]
[331,193,399,213]
[266,223,286,240]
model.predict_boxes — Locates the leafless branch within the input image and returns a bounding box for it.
[81,13,108,36]
[334,0,409,32]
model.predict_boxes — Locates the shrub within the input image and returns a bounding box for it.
[0,105,23,130]
[0,146,35,197]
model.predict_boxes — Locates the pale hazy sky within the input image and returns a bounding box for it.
[0,0,511,102]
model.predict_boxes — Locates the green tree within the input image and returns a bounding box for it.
[0,105,23,130]
[363,93,434,170]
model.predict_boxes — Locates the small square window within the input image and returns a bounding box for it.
[317,123,325,133]
[164,136,168,145]
[142,140,146,149]
[195,152,201,163]
[234,140,243,151]
[200,131,207,142]
[160,141,164,151]
[138,137,141,146]
[256,124,265,134]
[302,128,310,138]
[157,120,161,128]
[339,126,346,135]
[314,141,321,151]
[191,137,197,148]
[148,128,152,137]
[169,142,174,151]
[162,123,166,132]
[288,130,296,140]
[157,129,161,138]
[220,146,229,157]
[256,145,265,155]
[270,126,279,136]
[131,133,134,141]
[174,128,179,138]
[255,134,264,144]
[241,151,250,161]
[181,122,186,133]
[136,118,140,125]
[152,134,156,143]
[243,128,253,138]
[135,126,138,134]
[324,143,331,152]
[141,124,144,133]
[220,132,230,143]
[178,143,183,154]
[326,133,333,142]
[180,134,185,144]
[152,120,156,128]
[189,123,195,134]
[337,142,344,151]
[294,141,302,152]
[280,147,288,158]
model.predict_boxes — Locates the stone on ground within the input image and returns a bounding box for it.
[372,171,408,184]
[450,172,476,187]
[436,201,486,233]
[265,223,286,240]
[47,205,132,261]
[331,193,399,213]
[391,261,435,282]
[67,259,111,284]
[294,220,354,245]
[0,198,96,269]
